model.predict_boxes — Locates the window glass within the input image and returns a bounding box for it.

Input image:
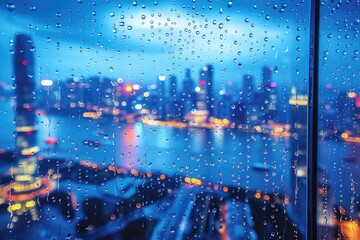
[0,1,310,239]
[317,1,360,239]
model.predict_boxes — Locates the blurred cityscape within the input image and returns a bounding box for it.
[1,26,360,239]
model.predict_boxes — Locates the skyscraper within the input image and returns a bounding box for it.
[14,34,40,192]
[181,69,196,118]
[2,34,54,222]
[261,66,277,123]
[157,75,166,119]
[242,74,255,103]
[196,65,214,117]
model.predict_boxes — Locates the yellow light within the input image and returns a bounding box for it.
[184,177,191,183]
[348,92,357,98]
[16,126,37,132]
[125,85,133,93]
[143,91,150,98]
[222,118,229,125]
[14,175,33,182]
[188,178,202,185]
[25,200,36,208]
[8,203,22,212]
[341,132,349,139]
[21,146,40,155]
[255,193,261,199]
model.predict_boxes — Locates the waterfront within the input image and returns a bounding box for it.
[1,100,292,194]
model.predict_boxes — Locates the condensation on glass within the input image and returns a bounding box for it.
[0,1,312,239]
[317,1,360,239]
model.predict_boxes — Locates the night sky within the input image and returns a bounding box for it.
[0,0,358,93]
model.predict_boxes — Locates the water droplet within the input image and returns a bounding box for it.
[141,14,146,20]
[227,1,233,8]
[110,12,115,17]
[218,23,223,29]
[127,26,133,30]
[170,227,175,233]
[133,1,137,6]
[7,3,15,12]
[112,28,117,33]
[226,16,230,21]
[265,15,270,20]
[56,23,62,28]
[109,67,114,72]
[327,34,333,38]
[296,36,301,41]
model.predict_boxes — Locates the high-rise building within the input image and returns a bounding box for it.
[181,69,196,118]
[157,75,166,119]
[242,74,255,103]
[261,66,277,123]
[196,65,214,117]
[289,87,308,230]
[4,34,54,222]
[169,75,177,99]
[14,34,40,191]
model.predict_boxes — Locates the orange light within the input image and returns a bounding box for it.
[108,166,116,171]
[146,172,152,178]
[160,174,166,180]
[223,187,228,193]
[255,193,261,199]
[213,185,219,190]
[130,169,139,176]
[264,195,270,201]
[136,203,142,209]
[110,214,116,220]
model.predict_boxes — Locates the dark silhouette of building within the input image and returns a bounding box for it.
[14,34,40,193]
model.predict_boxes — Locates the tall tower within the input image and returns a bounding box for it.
[196,65,214,117]
[181,69,196,118]
[2,34,54,223]
[242,74,255,103]
[169,75,177,99]
[157,75,166,120]
[261,66,277,123]
[14,34,40,192]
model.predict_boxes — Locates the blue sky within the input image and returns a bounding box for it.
[4,0,355,94]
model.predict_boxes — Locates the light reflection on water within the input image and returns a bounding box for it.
[1,100,293,194]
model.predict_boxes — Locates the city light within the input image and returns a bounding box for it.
[133,84,141,90]
[40,79,53,86]
[158,75,166,81]
[125,85,133,93]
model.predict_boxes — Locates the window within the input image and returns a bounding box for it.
[0,1,358,239]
